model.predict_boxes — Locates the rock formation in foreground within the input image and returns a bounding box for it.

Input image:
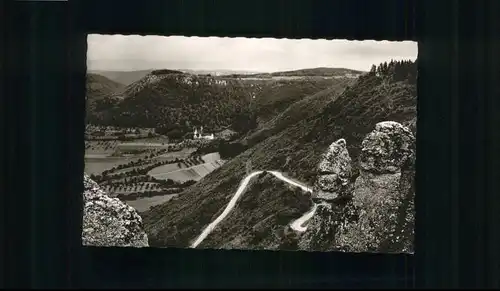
[82,173,149,247]
[300,121,416,253]
[299,138,357,251]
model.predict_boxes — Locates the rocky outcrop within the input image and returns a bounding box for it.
[299,138,356,251]
[82,173,149,247]
[312,138,354,202]
[358,121,415,174]
[300,121,416,253]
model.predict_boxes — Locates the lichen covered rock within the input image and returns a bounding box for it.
[300,121,416,253]
[359,121,415,174]
[298,201,357,251]
[335,121,416,253]
[82,173,149,247]
[312,138,353,202]
[300,139,356,251]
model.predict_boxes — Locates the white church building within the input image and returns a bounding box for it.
[193,126,215,140]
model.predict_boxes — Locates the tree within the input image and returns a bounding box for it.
[166,128,184,140]
[231,111,257,133]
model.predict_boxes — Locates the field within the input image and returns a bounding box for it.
[85,140,120,154]
[126,194,179,213]
[155,148,197,161]
[84,128,226,214]
[148,152,224,182]
[84,155,143,175]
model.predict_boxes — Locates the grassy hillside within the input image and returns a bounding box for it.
[250,78,341,123]
[89,70,153,85]
[244,77,355,146]
[142,60,418,249]
[199,172,312,250]
[86,73,124,100]
[85,73,125,121]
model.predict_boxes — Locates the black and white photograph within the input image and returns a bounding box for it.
[83,34,417,254]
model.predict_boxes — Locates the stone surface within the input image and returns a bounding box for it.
[359,121,415,174]
[334,121,416,253]
[298,202,337,251]
[335,172,402,252]
[82,173,149,247]
[312,138,353,202]
[298,199,358,252]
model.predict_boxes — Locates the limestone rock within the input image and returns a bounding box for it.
[335,121,416,253]
[298,202,337,251]
[82,173,149,247]
[359,121,415,174]
[335,172,402,252]
[312,138,353,201]
[298,200,358,251]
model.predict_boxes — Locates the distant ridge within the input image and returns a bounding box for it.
[89,69,154,85]
[224,67,366,78]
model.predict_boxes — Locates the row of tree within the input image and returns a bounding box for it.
[369,59,417,84]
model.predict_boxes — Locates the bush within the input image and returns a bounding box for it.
[218,141,247,159]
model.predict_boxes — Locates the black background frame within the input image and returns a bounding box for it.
[3,0,500,288]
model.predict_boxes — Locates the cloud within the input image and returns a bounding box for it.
[87,34,417,72]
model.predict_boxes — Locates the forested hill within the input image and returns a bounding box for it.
[87,70,257,133]
[224,67,364,78]
[85,73,125,118]
[86,73,124,101]
[89,69,153,86]
[85,68,353,139]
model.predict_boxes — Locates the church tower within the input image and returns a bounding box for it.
[193,127,198,139]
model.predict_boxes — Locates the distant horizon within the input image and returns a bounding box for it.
[88,66,369,74]
[87,35,417,72]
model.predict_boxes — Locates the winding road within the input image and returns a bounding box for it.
[190,170,317,248]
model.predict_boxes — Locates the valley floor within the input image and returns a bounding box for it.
[84,134,225,213]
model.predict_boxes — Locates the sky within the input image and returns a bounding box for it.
[87,34,417,73]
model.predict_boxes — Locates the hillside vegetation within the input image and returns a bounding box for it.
[244,77,355,146]
[86,73,124,103]
[226,67,364,78]
[250,78,341,124]
[85,73,125,122]
[89,69,153,85]
[87,70,255,131]
[86,68,354,139]
[142,59,418,249]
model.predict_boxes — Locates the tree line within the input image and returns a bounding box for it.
[369,59,417,84]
